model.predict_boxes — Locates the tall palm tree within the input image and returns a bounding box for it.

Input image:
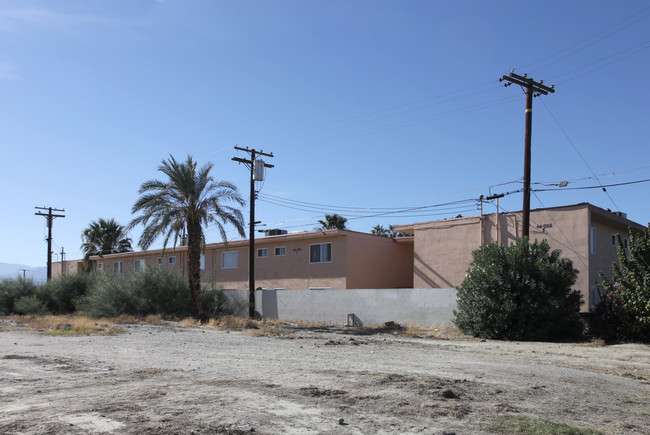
[371,224,388,236]
[81,218,132,262]
[318,214,347,230]
[129,155,245,319]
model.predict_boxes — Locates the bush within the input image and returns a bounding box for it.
[454,237,582,341]
[38,273,96,314]
[14,295,47,315]
[76,267,227,319]
[0,277,38,315]
[594,228,650,342]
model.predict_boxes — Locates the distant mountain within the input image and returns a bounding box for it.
[0,263,47,284]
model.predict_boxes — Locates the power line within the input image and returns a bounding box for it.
[517,5,650,73]
[538,97,619,210]
[534,178,650,192]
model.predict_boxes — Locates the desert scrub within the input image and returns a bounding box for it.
[77,267,227,319]
[38,272,96,314]
[0,277,38,315]
[454,238,582,341]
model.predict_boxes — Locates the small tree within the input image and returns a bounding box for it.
[454,237,582,341]
[318,214,347,230]
[371,224,388,236]
[595,227,650,342]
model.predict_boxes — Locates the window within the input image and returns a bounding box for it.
[157,257,164,265]
[222,251,238,269]
[200,254,205,270]
[134,259,145,272]
[168,256,176,264]
[257,248,268,258]
[624,238,629,249]
[612,234,617,246]
[310,243,332,263]
[98,263,104,271]
[113,261,123,274]
[590,228,596,254]
[274,246,286,256]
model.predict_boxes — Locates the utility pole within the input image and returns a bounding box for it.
[35,206,65,281]
[499,71,554,238]
[232,146,274,319]
[18,269,29,280]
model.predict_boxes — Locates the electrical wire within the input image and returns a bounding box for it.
[516,5,650,73]
[533,178,650,192]
[538,96,619,210]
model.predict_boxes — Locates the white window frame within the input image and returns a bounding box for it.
[97,263,104,271]
[222,251,238,269]
[134,259,145,272]
[309,242,332,263]
[590,228,596,254]
[257,248,268,258]
[168,256,176,264]
[113,261,123,274]
[274,246,286,256]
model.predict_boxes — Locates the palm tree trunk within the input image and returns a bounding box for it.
[187,218,203,319]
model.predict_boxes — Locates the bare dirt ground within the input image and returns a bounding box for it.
[1,318,649,435]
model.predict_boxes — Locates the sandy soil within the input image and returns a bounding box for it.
[1,319,648,435]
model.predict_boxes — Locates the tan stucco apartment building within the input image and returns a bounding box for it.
[88,229,414,291]
[395,203,645,311]
[56,202,643,313]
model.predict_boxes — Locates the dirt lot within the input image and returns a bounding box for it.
[1,318,648,435]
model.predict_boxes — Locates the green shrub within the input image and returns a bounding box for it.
[454,237,582,341]
[77,267,220,318]
[38,273,96,314]
[594,228,650,342]
[14,295,47,315]
[0,277,38,315]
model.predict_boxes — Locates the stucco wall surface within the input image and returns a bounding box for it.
[222,288,457,327]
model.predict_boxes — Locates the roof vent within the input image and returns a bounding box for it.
[611,211,627,219]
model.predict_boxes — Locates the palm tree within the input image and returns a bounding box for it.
[371,224,388,236]
[318,214,347,230]
[81,218,132,262]
[129,155,245,319]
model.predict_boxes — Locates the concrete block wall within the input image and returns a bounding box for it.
[222,288,458,327]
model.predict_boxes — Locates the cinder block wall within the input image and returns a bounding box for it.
[222,288,457,327]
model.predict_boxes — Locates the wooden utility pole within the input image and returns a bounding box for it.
[232,146,274,319]
[35,206,65,281]
[499,71,555,238]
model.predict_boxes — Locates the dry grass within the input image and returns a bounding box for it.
[402,323,465,339]
[178,317,202,327]
[246,325,293,337]
[114,314,138,324]
[5,315,121,335]
[145,314,163,325]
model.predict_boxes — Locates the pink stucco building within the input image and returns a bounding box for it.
[56,202,644,313]
[88,229,414,291]
[395,203,645,311]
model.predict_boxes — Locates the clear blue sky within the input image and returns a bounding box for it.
[2,0,649,269]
